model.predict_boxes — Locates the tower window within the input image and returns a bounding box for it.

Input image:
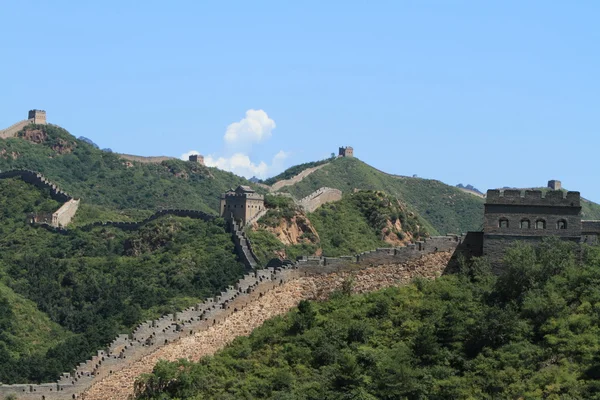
[536,219,546,229]
[520,219,530,229]
[557,219,567,229]
[499,218,509,228]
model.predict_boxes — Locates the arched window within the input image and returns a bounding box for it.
[536,219,546,229]
[499,218,509,228]
[557,219,567,230]
[520,219,530,229]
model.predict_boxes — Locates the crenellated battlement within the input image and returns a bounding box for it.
[486,189,580,207]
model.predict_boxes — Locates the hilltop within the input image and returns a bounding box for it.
[274,157,485,235]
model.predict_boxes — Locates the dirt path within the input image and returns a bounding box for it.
[81,251,451,400]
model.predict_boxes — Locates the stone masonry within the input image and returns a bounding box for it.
[479,187,600,269]
[0,110,48,139]
[298,187,342,212]
[220,185,265,226]
[338,146,353,157]
[0,170,80,227]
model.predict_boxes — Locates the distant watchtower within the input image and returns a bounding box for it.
[220,185,264,225]
[548,180,562,190]
[188,154,205,165]
[482,189,582,268]
[338,146,353,157]
[28,109,47,125]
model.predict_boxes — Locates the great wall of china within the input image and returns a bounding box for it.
[0,170,80,227]
[0,233,461,400]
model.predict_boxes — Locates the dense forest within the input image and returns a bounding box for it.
[135,239,600,399]
[0,178,245,384]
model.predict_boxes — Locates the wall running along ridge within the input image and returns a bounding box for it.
[0,119,31,139]
[269,163,329,192]
[0,235,462,400]
[0,170,80,227]
[117,154,177,164]
[298,187,342,212]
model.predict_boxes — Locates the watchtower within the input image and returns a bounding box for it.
[188,154,205,165]
[338,146,353,157]
[548,180,562,190]
[482,189,582,267]
[28,109,47,125]
[220,185,264,225]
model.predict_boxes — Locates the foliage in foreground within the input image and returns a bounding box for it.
[135,239,600,399]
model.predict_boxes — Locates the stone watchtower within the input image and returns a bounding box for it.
[338,146,354,157]
[548,180,562,190]
[482,189,582,267]
[28,109,47,125]
[188,154,205,165]
[220,185,264,225]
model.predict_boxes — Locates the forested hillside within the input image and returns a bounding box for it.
[135,239,600,399]
[0,178,245,384]
[0,124,257,212]
[277,157,485,235]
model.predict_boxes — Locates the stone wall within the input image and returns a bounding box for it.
[270,163,329,192]
[0,235,462,400]
[295,235,461,274]
[0,119,30,139]
[230,219,261,269]
[1,110,48,139]
[52,199,80,227]
[0,170,80,227]
[117,154,176,164]
[298,187,342,212]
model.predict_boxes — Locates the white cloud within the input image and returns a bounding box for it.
[180,109,289,179]
[204,153,270,178]
[224,109,276,145]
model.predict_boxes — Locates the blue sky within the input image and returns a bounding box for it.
[1,1,599,200]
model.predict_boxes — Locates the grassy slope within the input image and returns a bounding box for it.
[278,157,484,235]
[0,282,69,357]
[0,124,258,213]
[249,191,430,261]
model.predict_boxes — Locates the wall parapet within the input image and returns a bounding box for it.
[486,189,581,207]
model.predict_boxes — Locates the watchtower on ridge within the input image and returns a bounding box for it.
[338,146,353,157]
[28,109,47,125]
[220,185,264,225]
